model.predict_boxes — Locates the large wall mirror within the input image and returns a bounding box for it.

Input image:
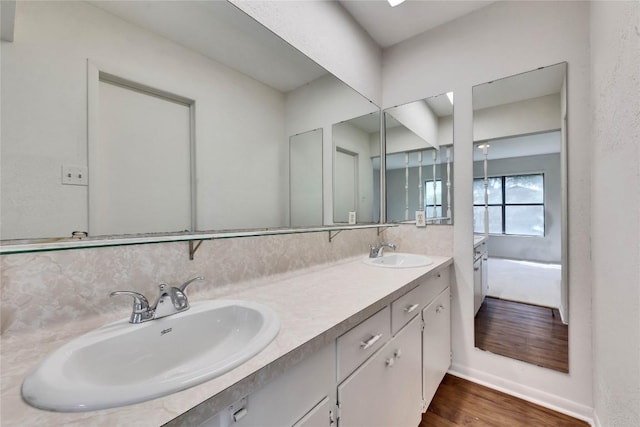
[0,1,378,244]
[383,93,454,225]
[472,63,569,373]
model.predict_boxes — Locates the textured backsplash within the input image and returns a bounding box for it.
[0,225,452,335]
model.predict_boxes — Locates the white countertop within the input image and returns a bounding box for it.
[474,234,488,247]
[0,254,452,426]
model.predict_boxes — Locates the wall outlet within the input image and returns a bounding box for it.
[62,165,88,186]
[348,211,356,224]
[416,211,426,227]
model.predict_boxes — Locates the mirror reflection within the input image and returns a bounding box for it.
[332,112,381,224]
[1,1,378,242]
[472,63,568,373]
[290,129,323,227]
[383,93,454,225]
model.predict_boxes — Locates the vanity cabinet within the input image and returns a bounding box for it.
[474,238,488,315]
[204,265,452,427]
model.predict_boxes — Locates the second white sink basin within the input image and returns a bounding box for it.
[22,300,280,412]
[364,252,433,268]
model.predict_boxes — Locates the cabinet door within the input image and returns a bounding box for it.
[201,343,336,427]
[338,316,422,427]
[482,254,489,300]
[422,287,451,409]
[293,396,333,427]
[473,258,483,315]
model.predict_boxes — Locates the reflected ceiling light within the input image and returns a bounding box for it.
[446,92,454,104]
[388,0,406,7]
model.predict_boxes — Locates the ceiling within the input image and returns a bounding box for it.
[339,0,495,48]
[89,1,326,92]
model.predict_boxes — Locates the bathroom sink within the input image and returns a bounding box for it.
[22,300,280,412]
[364,252,433,268]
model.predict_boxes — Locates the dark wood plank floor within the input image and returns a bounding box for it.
[474,297,569,372]
[421,374,588,426]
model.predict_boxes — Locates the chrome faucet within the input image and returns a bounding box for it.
[110,276,204,324]
[369,242,397,258]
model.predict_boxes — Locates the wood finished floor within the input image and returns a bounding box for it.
[420,374,588,427]
[474,297,569,373]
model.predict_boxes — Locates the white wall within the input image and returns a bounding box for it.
[590,1,640,426]
[0,1,287,238]
[383,1,593,419]
[230,0,382,105]
[474,94,561,141]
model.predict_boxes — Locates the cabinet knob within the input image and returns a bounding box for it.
[436,304,445,313]
[386,357,395,367]
[394,348,402,359]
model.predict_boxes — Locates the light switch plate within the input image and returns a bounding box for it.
[348,211,356,224]
[415,210,426,227]
[62,165,88,186]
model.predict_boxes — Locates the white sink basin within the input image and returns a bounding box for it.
[364,252,433,268]
[22,300,280,412]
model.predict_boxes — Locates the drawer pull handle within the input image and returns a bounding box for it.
[404,303,420,314]
[436,304,445,313]
[360,333,383,350]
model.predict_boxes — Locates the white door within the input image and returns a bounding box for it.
[334,148,357,223]
[90,77,192,236]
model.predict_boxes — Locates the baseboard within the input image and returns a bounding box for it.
[592,411,602,427]
[448,364,595,425]
[559,303,568,324]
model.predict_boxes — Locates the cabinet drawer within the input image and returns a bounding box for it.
[391,283,425,335]
[422,267,450,309]
[475,241,487,259]
[337,306,390,382]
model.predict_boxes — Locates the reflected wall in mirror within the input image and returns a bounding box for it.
[1,1,378,242]
[290,129,323,227]
[383,93,454,225]
[472,63,568,373]
[332,112,380,224]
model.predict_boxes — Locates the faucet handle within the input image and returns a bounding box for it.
[179,276,204,293]
[110,291,153,324]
